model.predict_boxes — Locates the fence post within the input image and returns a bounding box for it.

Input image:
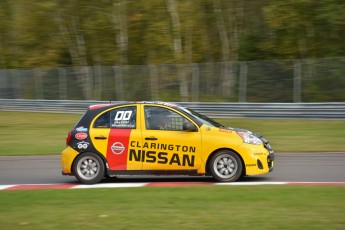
[58,68,67,100]
[149,64,159,100]
[113,66,124,100]
[9,69,20,99]
[293,60,302,102]
[34,68,43,99]
[85,66,93,100]
[0,70,5,98]
[191,63,199,102]
[238,62,247,102]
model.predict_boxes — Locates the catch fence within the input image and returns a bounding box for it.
[0,57,344,103]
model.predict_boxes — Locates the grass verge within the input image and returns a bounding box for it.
[0,185,344,230]
[1,111,345,155]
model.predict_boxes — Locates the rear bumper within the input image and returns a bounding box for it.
[62,171,73,176]
[61,146,79,175]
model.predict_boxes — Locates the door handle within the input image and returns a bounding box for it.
[94,136,107,140]
[145,137,158,141]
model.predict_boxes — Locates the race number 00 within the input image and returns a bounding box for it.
[114,111,132,121]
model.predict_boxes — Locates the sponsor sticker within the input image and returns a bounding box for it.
[77,141,89,149]
[111,142,125,155]
[75,132,88,140]
[219,129,232,134]
[76,126,88,132]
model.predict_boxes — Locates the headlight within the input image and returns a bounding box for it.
[237,131,263,145]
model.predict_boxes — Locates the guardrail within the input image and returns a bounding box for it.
[1,99,345,119]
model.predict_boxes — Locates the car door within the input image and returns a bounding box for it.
[134,105,202,171]
[89,105,142,171]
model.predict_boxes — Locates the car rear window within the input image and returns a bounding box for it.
[93,106,136,129]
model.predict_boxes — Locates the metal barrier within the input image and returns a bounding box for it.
[1,99,345,119]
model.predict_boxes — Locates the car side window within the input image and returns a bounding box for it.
[93,111,110,128]
[94,106,136,129]
[144,106,193,131]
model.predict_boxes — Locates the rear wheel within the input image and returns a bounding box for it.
[73,153,105,184]
[209,150,243,182]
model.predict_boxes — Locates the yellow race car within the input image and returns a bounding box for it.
[61,101,274,184]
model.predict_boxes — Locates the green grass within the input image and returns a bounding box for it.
[0,185,344,230]
[0,111,345,156]
[0,111,81,155]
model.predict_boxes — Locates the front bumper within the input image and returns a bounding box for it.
[237,144,273,175]
[267,152,274,172]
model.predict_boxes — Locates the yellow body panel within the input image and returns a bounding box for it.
[136,129,202,170]
[89,128,110,157]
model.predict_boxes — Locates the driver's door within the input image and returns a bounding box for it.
[139,105,202,171]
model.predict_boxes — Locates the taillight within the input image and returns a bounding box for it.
[66,131,72,146]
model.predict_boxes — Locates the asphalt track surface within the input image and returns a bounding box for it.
[0,152,344,186]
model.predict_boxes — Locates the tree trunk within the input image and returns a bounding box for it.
[55,7,92,99]
[0,40,6,68]
[212,0,231,97]
[112,0,128,65]
[166,0,189,101]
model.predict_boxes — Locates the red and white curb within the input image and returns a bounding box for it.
[1,182,345,191]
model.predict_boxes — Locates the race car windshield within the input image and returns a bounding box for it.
[183,108,225,128]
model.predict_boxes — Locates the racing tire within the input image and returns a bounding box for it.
[209,150,243,182]
[73,152,105,184]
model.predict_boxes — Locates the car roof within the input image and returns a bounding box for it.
[88,101,182,111]
[78,101,203,128]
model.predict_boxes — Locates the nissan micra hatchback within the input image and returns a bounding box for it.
[61,101,274,184]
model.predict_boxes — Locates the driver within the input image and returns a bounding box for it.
[150,109,171,130]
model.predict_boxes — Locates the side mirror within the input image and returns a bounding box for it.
[183,122,197,132]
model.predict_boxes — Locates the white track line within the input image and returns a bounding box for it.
[0,185,16,190]
[71,183,149,189]
[215,182,288,186]
[1,182,345,190]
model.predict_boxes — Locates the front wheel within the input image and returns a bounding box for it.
[73,153,105,184]
[209,150,243,182]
